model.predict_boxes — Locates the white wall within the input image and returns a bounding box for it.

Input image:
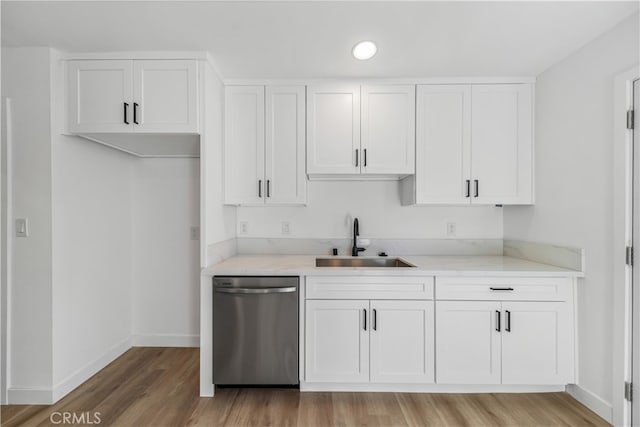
[51,135,133,391]
[504,14,639,420]
[237,180,503,239]
[132,158,200,346]
[1,47,54,398]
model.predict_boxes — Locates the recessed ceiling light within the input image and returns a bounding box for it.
[352,41,377,60]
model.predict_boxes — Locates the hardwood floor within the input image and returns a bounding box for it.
[1,348,609,427]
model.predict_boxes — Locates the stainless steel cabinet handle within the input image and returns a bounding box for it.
[355,149,359,167]
[506,310,511,332]
[258,180,262,198]
[373,308,377,331]
[363,308,367,331]
[465,180,470,198]
[266,180,271,198]
[364,149,367,167]
[490,287,514,291]
[495,310,501,332]
[215,287,296,294]
[474,179,479,197]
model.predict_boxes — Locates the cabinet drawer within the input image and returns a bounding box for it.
[436,277,572,301]
[306,276,434,300]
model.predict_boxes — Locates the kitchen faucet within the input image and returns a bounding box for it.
[352,218,366,257]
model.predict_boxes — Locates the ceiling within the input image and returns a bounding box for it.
[2,1,638,79]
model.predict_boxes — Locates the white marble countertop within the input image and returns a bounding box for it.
[202,255,583,278]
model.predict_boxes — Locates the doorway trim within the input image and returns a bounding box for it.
[613,66,639,427]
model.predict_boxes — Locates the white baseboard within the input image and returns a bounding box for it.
[301,382,565,393]
[7,387,54,405]
[132,334,199,347]
[566,384,612,423]
[8,338,133,405]
[51,338,131,403]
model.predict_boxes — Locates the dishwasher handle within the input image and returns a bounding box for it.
[215,286,297,294]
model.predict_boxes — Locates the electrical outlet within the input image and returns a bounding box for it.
[239,221,249,235]
[446,222,457,237]
[281,222,291,235]
[190,226,200,241]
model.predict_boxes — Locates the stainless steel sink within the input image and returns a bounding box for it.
[315,257,415,268]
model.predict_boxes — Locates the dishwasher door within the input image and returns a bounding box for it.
[213,276,299,386]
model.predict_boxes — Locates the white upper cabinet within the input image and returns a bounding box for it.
[361,85,415,175]
[265,86,306,205]
[404,83,533,205]
[471,84,533,204]
[224,86,265,205]
[68,60,133,133]
[307,84,415,178]
[306,84,360,175]
[414,85,471,204]
[67,59,199,134]
[133,60,198,133]
[224,85,306,206]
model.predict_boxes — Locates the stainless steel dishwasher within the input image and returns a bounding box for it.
[213,276,299,386]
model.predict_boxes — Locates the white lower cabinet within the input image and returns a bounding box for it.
[304,276,435,385]
[435,301,501,384]
[369,300,434,383]
[501,301,573,385]
[436,283,574,385]
[304,275,575,389]
[305,300,369,383]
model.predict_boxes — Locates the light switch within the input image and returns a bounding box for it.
[16,218,28,237]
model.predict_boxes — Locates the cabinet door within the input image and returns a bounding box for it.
[501,302,574,385]
[306,85,360,175]
[132,60,198,133]
[265,86,306,205]
[361,85,415,175]
[415,85,471,204]
[305,300,369,383]
[370,300,434,383]
[436,301,501,384]
[67,60,133,133]
[224,86,265,205]
[470,84,533,204]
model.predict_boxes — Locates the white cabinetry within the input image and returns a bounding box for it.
[435,277,574,385]
[435,301,501,384]
[305,300,369,383]
[402,83,533,205]
[68,59,198,134]
[224,85,306,205]
[369,300,434,383]
[304,276,434,385]
[306,85,360,175]
[307,85,415,178]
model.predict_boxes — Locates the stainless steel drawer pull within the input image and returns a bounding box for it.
[215,287,296,294]
[489,287,514,291]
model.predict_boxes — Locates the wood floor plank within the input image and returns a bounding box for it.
[1,348,610,427]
